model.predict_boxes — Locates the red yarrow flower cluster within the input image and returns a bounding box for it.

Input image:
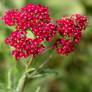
[5,31,44,60]
[53,38,74,55]
[54,14,88,55]
[3,3,88,60]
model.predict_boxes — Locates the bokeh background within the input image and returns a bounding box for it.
[0,0,92,92]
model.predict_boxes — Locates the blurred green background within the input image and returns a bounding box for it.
[0,0,92,92]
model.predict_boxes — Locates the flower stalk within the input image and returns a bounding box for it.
[16,53,52,92]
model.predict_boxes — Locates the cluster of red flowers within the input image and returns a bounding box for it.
[5,31,44,60]
[3,4,88,60]
[54,14,88,55]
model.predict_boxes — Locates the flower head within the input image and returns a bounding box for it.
[3,3,88,60]
[54,14,88,54]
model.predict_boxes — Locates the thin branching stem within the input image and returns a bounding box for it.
[16,48,52,92]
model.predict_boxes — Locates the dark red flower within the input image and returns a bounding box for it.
[5,31,44,60]
[3,3,88,60]
[54,14,88,55]
[53,38,74,55]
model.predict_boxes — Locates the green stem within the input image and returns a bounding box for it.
[35,86,41,92]
[28,54,52,79]
[7,68,12,92]
[16,73,27,92]
[16,49,52,92]
[16,57,33,92]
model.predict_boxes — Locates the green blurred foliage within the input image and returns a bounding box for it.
[0,0,92,92]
